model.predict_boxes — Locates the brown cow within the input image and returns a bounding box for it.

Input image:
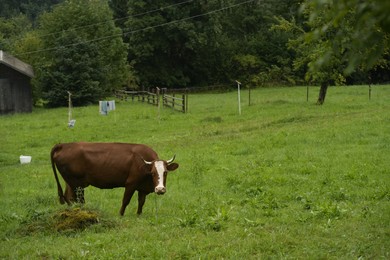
[51,142,179,216]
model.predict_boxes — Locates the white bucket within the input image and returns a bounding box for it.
[20,155,32,164]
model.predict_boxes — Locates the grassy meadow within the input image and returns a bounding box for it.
[0,85,389,259]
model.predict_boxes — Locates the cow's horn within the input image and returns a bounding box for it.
[167,155,176,164]
[143,159,153,165]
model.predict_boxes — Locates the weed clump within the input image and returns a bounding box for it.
[16,207,112,236]
[53,208,99,232]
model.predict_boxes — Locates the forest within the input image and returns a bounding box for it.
[1,0,389,107]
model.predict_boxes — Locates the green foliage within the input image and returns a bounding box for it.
[0,15,32,50]
[34,0,130,107]
[40,41,103,107]
[0,0,62,20]
[126,0,218,87]
[305,0,390,74]
[218,0,302,86]
[273,0,390,92]
[2,0,390,108]
[275,6,347,86]
[125,0,302,88]
[0,86,389,258]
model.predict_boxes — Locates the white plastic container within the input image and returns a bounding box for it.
[20,155,32,164]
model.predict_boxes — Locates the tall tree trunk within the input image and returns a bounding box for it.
[316,81,329,105]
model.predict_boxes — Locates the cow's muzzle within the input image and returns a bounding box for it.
[155,186,166,195]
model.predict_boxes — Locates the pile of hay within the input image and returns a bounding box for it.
[17,207,113,236]
[53,208,99,232]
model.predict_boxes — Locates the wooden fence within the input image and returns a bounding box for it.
[162,92,188,113]
[137,91,159,106]
[115,90,139,101]
[115,88,188,113]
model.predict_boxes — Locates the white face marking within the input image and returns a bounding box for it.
[154,161,165,189]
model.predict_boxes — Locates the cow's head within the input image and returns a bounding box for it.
[144,155,179,195]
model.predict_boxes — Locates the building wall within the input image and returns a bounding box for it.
[0,64,32,114]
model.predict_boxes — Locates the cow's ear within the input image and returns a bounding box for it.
[167,163,179,172]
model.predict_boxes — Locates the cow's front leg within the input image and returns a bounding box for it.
[120,186,136,216]
[137,191,147,215]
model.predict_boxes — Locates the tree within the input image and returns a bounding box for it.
[125,0,220,88]
[305,0,390,74]
[220,0,301,87]
[31,0,130,107]
[0,0,62,23]
[124,0,302,88]
[0,15,32,51]
[287,0,390,104]
[109,0,129,29]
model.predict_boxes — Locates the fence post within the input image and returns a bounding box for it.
[307,86,309,102]
[67,91,72,126]
[248,85,251,106]
[182,94,185,113]
[157,87,161,120]
[236,80,241,115]
[369,84,371,100]
[185,88,189,113]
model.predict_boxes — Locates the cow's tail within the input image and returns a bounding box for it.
[51,145,66,204]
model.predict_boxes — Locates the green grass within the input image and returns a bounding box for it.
[1,85,389,259]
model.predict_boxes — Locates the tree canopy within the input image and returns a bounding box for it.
[302,0,390,76]
[273,0,390,104]
[8,0,130,107]
[0,0,389,107]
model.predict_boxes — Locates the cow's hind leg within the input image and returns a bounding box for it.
[75,187,85,204]
[64,184,76,204]
[120,186,136,216]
